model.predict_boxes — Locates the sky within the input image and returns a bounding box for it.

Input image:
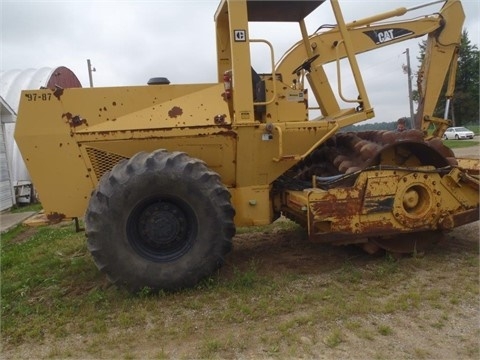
[1,0,479,123]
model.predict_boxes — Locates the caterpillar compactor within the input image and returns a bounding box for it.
[15,0,479,292]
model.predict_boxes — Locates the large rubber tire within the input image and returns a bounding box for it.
[85,150,235,292]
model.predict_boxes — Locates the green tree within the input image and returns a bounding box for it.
[453,30,479,125]
[413,30,479,126]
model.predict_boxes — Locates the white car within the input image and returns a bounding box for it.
[443,127,475,140]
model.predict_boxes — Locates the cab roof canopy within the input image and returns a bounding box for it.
[216,0,326,23]
[247,0,326,22]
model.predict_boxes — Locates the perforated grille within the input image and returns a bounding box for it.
[86,147,128,180]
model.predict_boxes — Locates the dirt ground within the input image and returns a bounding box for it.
[4,220,479,359]
[452,144,480,158]
[231,222,479,359]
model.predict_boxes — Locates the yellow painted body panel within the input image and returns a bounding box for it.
[15,82,338,223]
[15,84,235,219]
[230,185,272,226]
[14,0,477,236]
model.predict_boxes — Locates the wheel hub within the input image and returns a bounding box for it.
[127,197,195,262]
[138,202,187,250]
[403,189,419,210]
[393,173,440,228]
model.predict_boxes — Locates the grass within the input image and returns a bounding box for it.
[9,202,43,214]
[443,139,479,149]
[464,124,480,135]
[324,328,343,348]
[1,220,479,359]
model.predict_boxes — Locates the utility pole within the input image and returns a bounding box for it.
[87,59,96,88]
[403,48,415,127]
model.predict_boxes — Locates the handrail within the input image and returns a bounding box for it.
[333,40,359,104]
[250,39,277,106]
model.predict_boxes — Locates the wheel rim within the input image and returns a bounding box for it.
[127,196,197,262]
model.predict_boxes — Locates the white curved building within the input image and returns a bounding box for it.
[0,67,82,211]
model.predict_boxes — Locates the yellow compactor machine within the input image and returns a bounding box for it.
[15,0,479,292]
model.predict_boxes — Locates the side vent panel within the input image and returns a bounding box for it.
[85,147,128,180]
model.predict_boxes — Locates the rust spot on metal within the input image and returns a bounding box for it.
[62,112,87,128]
[47,212,66,224]
[311,197,360,218]
[211,130,238,139]
[53,86,64,100]
[168,106,183,118]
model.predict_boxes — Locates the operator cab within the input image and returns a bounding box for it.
[246,0,327,120]
[215,0,327,123]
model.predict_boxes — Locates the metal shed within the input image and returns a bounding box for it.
[0,98,16,211]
